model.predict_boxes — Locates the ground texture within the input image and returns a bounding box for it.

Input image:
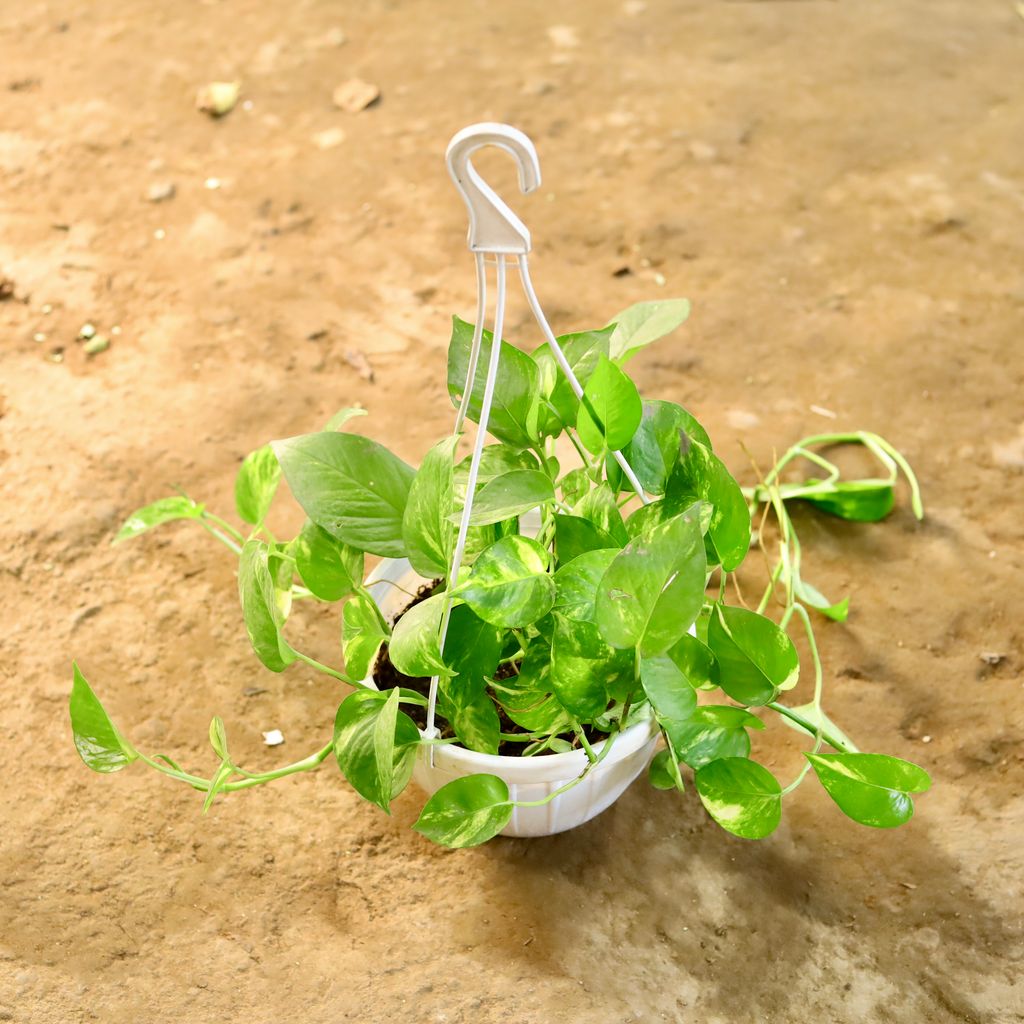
[1,1,1023,1021]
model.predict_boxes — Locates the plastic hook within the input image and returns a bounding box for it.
[446,123,541,254]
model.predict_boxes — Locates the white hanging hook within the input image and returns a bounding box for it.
[446,123,541,254]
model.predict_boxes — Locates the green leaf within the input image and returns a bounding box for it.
[550,614,628,719]
[293,519,364,601]
[323,406,368,431]
[575,483,629,547]
[447,317,539,450]
[532,326,613,431]
[695,757,782,839]
[553,548,619,623]
[648,748,683,791]
[707,605,798,706]
[492,644,572,734]
[452,693,501,755]
[595,510,706,655]
[113,496,204,544]
[203,760,235,813]
[607,299,691,363]
[69,664,136,772]
[334,690,420,812]
[208,716,229,760]
[779,703,859,752]
[388,593,450,678]
[442,604,504,707]
[576,355,643,454]
[559,467,591,506]
[794,576,850,623]
[669,706,764,769]
[624,400,711,494]
[234,444,281,525]
[455,469,554,527]
[554,514,619,564]
[455,535,555,628]
[414,773,512,848]
[454,445,540,494]
[666,439,750,571]
[799,479,895,522]
[273,431,414,557]
[667,632,719,691]
[238,540,295,672]
[402,436,457,578]
[342,592,389,681]
[806,753,930,828]
[640,655,698,725]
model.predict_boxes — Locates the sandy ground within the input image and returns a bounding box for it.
[1,1,1023,1021]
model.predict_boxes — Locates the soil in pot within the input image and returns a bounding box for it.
[372,582,609,757]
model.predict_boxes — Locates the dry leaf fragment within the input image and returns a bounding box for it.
[332,78,380,113]
[196,81,241,117]
[146,181,176,203]
[344,348,374,382]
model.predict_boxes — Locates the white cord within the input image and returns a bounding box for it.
[425,254,508,746]
[453,252,486,434]
[518,255,650,505]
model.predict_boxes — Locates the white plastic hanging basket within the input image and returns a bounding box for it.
[362,555,660,838]
[364,124,660,838]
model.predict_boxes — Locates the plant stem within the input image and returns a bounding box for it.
[198,520,242,555]
[510,729,620,807]
[203,512,246,544]
[290,649,361,687]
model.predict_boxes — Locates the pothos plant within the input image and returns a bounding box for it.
[70,299,931,847]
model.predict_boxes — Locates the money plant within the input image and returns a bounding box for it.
[70,300,931,847]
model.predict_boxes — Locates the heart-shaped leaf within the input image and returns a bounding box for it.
[648,748,684,791]
[640,655,698,725]
[447,317,539,450]
[113,496,204,544]
[402,436,458,577]
[706,605,798,706]
[668,705,765,769]
[531,326,613,431]
[667,632,719,690]
[273,431,415,557]
[334,689,420,812]
[596,510,706,655]
[695,757,782,839]
[577,355,644,454]
[455,535,555,627]
[238,540,296,672]
[342,592,389,681]
[292,520,364,601]
[69,664,136,773]
[805,753,931,828]
[624,399,711,494]
[575,483,629,546]
[798,479,895,522]
[454,469,554,527]
[665,439,750,571]
[452,693,501,755]
[553,548,619,623]
[234,444,281,525]
[550,614,629,719]
[388,592,451,678]
[413,774,512,848]
[554,514,620,565]
[607,299,691,363]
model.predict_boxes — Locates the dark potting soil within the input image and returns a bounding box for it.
[371,581,607,757]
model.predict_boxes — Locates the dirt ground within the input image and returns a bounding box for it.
[1,0,1022,1021]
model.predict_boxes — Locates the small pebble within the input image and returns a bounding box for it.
[312,127,346,150]
[154,228,166,240]
[262,729,284,747]
[83,335,110,356]
[922,735,932,743]
[79,322,96,340]
[979,652,1005,666]
[42,303,52,314]
[33,331,46,343]
[331,78,380,113]
[196,80,240,117]
[204,177,221,190]
[146,181,176,203]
